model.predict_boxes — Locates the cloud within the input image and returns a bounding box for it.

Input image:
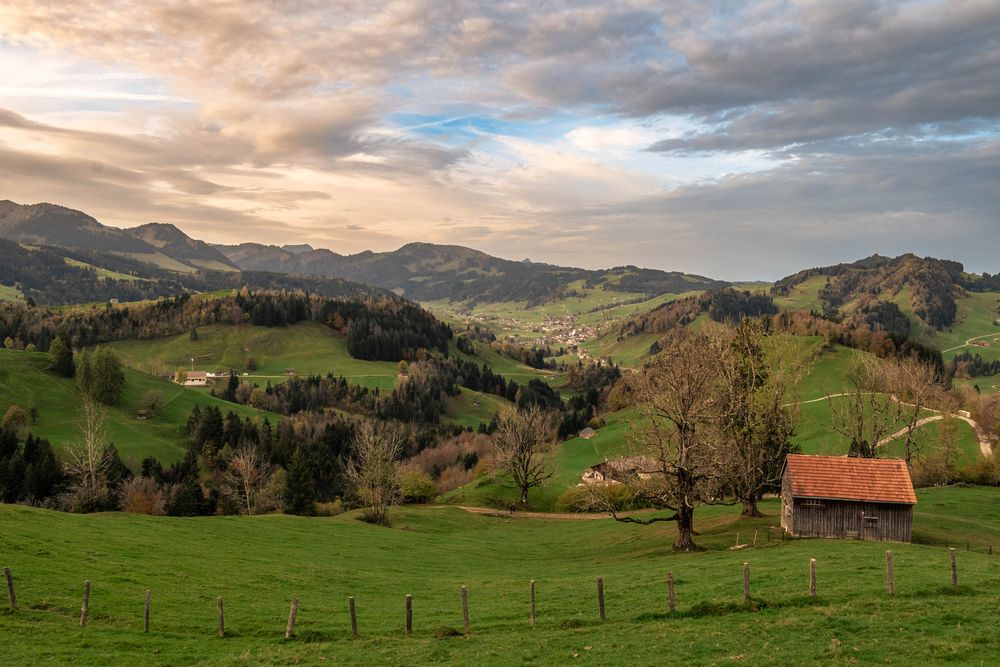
[0,1,996,278]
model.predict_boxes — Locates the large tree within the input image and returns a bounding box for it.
[47,335,75,378]
[616,329,729,551]
[346,421,405,525]
[490,404,555,506]
[880,355,945,466]
[718,319,798,517]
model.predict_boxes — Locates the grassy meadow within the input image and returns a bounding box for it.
[1,487,998,666]
[0,349,278,467]
[108,322,402,391]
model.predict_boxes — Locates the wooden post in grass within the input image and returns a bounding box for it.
[144,590,151,633]
[529,580,536,626]
[667,571,676,612]
[597,577,606,620]
[405,594,413,636]
[285,597,299,640]
[742,563,750,603]
[809,559,817,597]
[461,586,471,635]
[4,567,15,610]
[885,551,894,595]
[349,596,358,638]
[217,596,225,637]
[950,548,958,588]
[79,580,90,627]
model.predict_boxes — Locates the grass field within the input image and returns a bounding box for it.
[0,283,24,301]
[1,486,998,666]
[442,408,639,511]
[108,322,401,391]
[443,388,510,429]
[0,349,278,467]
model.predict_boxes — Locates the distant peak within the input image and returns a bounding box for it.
[282,243,314,254]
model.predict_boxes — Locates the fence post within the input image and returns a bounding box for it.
[144,590,151,633]
[885,551,894,595]
[597,577,606,620]
[667,571,676,612]
[950,548,958,588]
[4,567,15,610]
[349,596,358,638]
[461,586,471,635]
[809,559,817,597]
[742,563,750,603]
[529,580,536,626]
[285,597,299,640]
[405,594,413,636]
[79,580,90,627]
[217,596,225,637]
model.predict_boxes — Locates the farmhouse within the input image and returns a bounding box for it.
[174,370,208,387]
[781,454,916,542]
[582,456,657,485]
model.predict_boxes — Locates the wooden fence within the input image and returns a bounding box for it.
[0,547,988,639]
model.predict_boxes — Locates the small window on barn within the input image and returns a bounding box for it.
[863,516,879,524]
[802,500,825,508]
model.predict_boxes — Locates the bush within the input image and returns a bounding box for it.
[555,483,646,513]
[314,499,345,516]
[401,468,438,504]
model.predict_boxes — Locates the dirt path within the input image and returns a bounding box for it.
[427,505,613,521]
[942,333,998,353]
[790,393,994,458]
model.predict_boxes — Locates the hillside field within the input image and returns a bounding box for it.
[108,322,401,391]
[1,487,998,666]
[0,349,278,466]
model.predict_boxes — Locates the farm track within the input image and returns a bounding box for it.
[942,333,998,353]
[788,393,994,457]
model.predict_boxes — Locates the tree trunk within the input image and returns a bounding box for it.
[520,487,528,505]
[673,502,699,551]
[741,497,763,518]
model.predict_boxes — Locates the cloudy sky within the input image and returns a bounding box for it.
[0,1,997,280]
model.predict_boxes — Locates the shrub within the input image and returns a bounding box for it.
[401,468,438,504]
[554,483,646,513]
[314,499,345,517]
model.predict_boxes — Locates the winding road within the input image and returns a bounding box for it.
[787,393,994,457]
[942,333,999,354]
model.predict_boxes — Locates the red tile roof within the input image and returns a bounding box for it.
[785,454,916,505]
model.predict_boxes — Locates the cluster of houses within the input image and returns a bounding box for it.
[581,452,917,543]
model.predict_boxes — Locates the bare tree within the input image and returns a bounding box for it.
[490,404,556,506]
[64,397,114,511]
[880,355,944,466]
[830,356,900,458]
[718,320,798,517]
[346,421,406,525]
[612,330,729,551]
[220,445,273,515]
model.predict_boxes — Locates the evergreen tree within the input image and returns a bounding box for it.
[91,348,125,405]
[47,335,75,377]
[284,446,316,515]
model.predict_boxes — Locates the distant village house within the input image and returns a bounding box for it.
[781,454,916,542]
[582,456,658,485]
[174,370,208,387]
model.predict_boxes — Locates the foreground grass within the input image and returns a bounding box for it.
[2,489,997,665]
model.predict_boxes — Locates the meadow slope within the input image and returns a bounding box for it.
[1,488,998,666]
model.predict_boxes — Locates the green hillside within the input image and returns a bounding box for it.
[1,488,998,665]
[0,349,277,466]
[108,322,401,391]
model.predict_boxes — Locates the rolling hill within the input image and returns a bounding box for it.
[217,241,728,305]
[0,200,237,273]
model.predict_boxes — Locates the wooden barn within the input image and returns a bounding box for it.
[781,454,916,543]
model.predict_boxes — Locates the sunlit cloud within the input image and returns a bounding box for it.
[0,0,997,279]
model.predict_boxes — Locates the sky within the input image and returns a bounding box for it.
[0,0,997,281]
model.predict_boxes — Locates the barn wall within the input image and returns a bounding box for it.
[790,498,912,542]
